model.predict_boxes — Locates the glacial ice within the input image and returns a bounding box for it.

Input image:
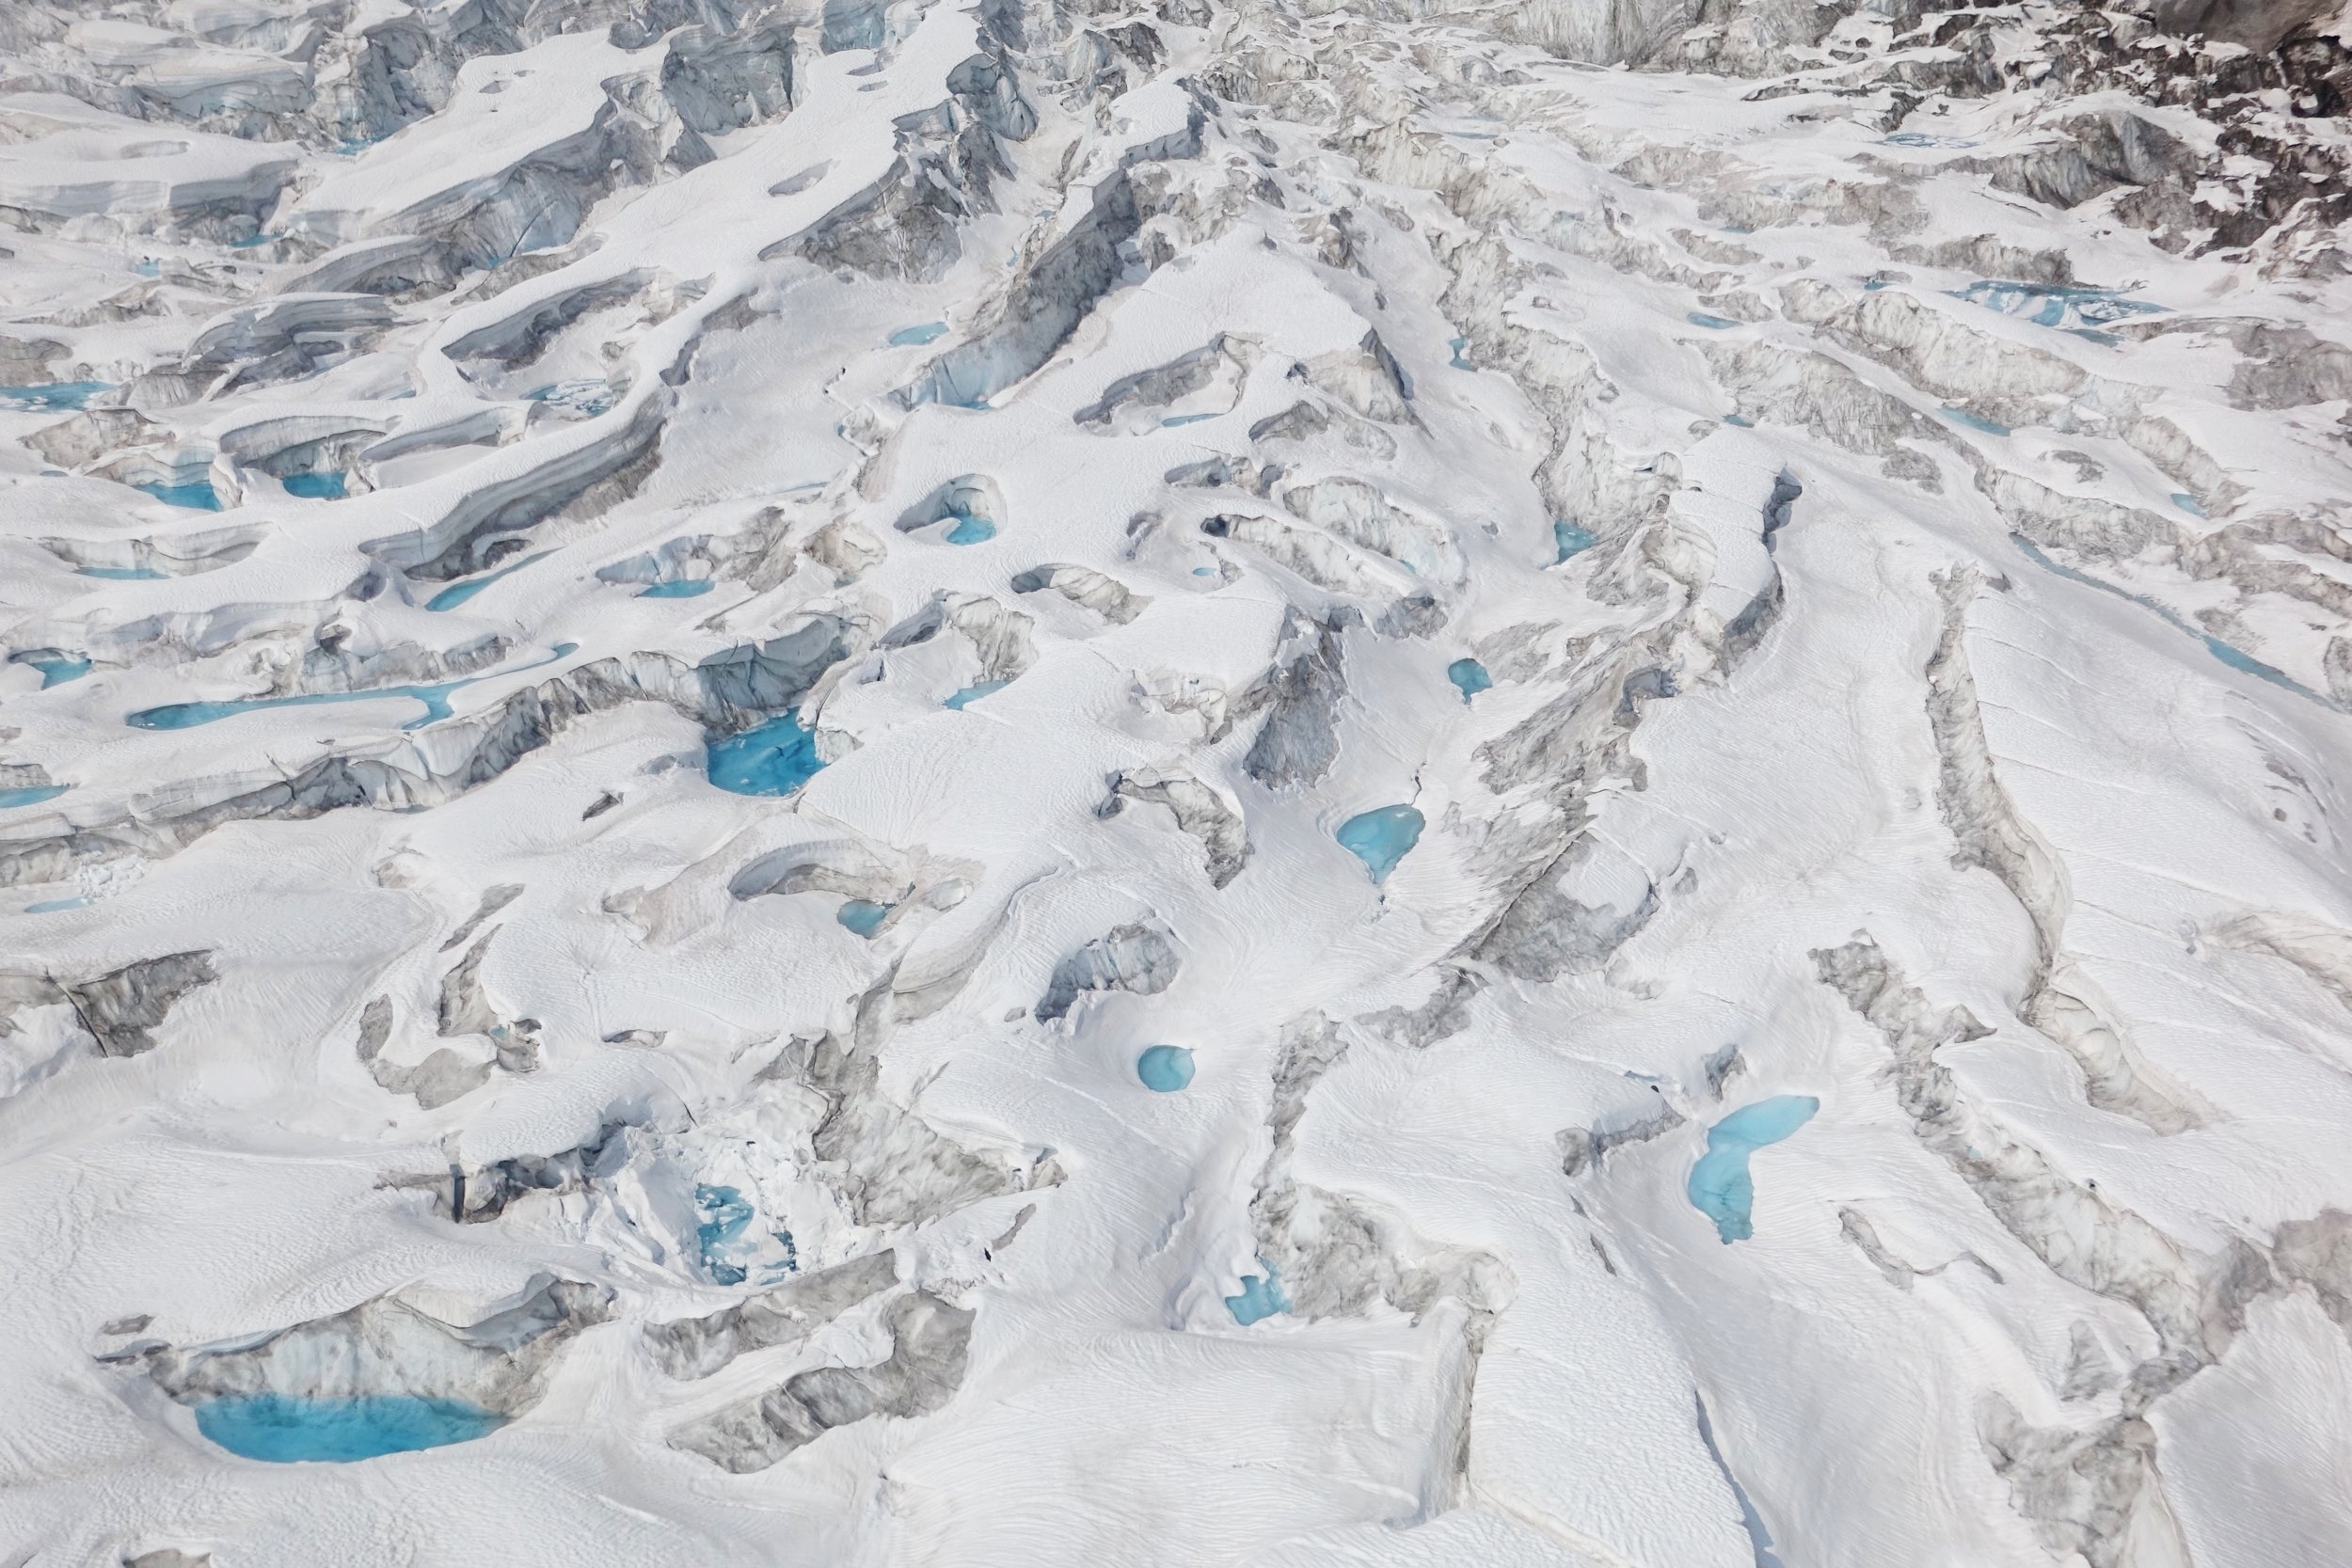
[8,0,2352,1561]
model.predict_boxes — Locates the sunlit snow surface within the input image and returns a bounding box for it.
[8,2,2352,1566]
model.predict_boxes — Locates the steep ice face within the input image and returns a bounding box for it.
[8,0,2352,1564]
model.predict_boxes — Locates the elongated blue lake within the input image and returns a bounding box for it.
[2010,534,2336,710]
[129,646,575,732]
[707,711,824,796]
[1942,405,2010,436]
[194,1393,506,1462]
[1337,805,1423,883]
[0,382,115,411]
[0,784,69,810]
[1136,1044,1195,1091]
[1688,1095,1820,1244]
[638,578,713,598]
[424,550,553,611]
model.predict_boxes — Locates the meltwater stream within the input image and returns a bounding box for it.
[2010,535,2340,711]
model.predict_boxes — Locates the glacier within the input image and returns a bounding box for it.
[6,0,2352,1562]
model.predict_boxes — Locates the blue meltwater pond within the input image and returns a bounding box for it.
[836,899,891,936]
[706,711,825,796]
[1687,1095,1820,1244]
[281,471,347,499]
[695,1183,755,1285]
[1552,521,1597,562]
[943,679,1007,709]
[194,1393,506,1463]
[1136,1044,1195,1091]
[1336,805,1423,883]
[1447,657,1492,702]
[1225,1267,1290,1325]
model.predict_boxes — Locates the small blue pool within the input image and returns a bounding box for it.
[135,481,223,511]
[282,471,347,500]
[1686,312,1740,329]
[1552,521,1597,562]
[638,578,713,598]
[889,322,948,346]
[11,652,90,688]
[837,899,891,936]
[695,1183,755,1286]
[0,784,69,811]
[1225,1267,1289,1325]
[942,515,996,546]
[1688,1095,1820,1244]
[524,380,615,418]
[1336,805,1423,883]
[943,679,1007,710]
[194,1393,506,1463]
[707,711,824,796]
[1136,1044,1195,1092]
[1161,412,1217,427]
[1447,657,1492,702]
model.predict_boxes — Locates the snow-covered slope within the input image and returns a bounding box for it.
[7,0,2352,1563]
